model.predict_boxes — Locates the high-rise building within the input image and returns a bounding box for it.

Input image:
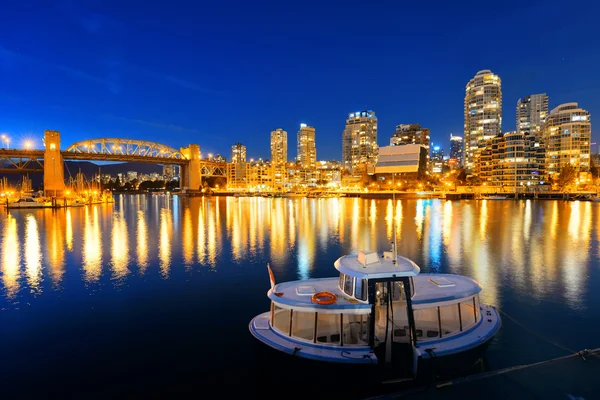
[297,124,316,169]
[270,128,287,166]
[342,110,378,176]
[517,94,548,137]
[543,102,592,176]
[296,124,317,186]
[516,94,548,184]
[449,134,464,168]
[390,124,430,151]
[270,128,288,189]
[480,131,532,190]
[231,142,246,163]
[464,69,502,173]
[430,145,444,174]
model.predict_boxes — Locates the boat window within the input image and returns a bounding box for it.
[474,295,480,322]
[354,278,367,301]
[272,304,292,335]
[292,311,316,342]
[439,304,461,336]
[342,314,367,345]
[391,282,402,302]
[413,307,440,340]
[339,273,345,291]
[316,313,341,345]
[343,274,353,296]
[460,298,477,330]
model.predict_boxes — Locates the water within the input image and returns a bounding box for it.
[1,195,599,397]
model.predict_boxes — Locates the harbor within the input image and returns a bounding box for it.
[1,196,599,398]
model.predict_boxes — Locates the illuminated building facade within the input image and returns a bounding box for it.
[516,94,548,183]
[342,110,378,176]
[449,134,463,168]
[297,124,316,169]
[226,162,247,189]
[270,128,288,189]
[430,145,444,174]
[390,124,430,151]
[296,124,317,186]
[231,142,247,163]
[247,159,273,191]
[464,70,502,173]
[374,144,428,179]
[543,102,591,176]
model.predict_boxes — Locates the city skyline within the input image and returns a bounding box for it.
[0,1,598,161]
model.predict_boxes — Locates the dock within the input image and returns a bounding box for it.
[367,348,600,400]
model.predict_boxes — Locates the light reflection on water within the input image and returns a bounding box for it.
[0,196,598,315]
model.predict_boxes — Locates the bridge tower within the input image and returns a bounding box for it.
[43,130,65,197]
[180,144,201,192]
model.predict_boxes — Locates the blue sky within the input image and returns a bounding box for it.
[1,0,598,160]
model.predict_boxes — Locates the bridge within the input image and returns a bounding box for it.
[0,131,227,196]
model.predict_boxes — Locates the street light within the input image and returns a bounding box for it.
[24,140,32,150]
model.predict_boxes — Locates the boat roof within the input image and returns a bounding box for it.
[411,273,482,306]
[268,278,371,313]
[334,251,420,279]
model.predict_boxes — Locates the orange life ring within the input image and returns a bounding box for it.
[311,291,337,305]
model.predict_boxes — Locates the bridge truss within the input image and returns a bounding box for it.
[0,150,45,173]
[65,139,185,160]
[199,161,227,177]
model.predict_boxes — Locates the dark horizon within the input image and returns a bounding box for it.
[1,0,598,160]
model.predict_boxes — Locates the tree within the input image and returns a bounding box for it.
[556,164,577,191]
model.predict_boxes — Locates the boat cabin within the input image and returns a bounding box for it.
[266,250,484,366]
[16,197,37,203]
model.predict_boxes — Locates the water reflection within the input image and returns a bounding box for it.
[0,196,598,315]
[111,211,130,281]
[1,214,20,298]
[25,214,42,293]
[137,210,149,271]
[45,211,65,285]
[83,206,103,283]
[159,207,173,278]
[65,209,73,251]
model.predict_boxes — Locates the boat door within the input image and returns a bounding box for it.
[370,278,415,370]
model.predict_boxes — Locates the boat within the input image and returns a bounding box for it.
[574,194,600,202]
[6,196,51,209]
[249,250,501,380]
[281,191,306,198]
[68,198,87,207]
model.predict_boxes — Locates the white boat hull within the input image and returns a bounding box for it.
[249,304,501,376]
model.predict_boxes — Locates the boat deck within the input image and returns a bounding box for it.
[412,274,482,306]
[269,278,371,312]
[366,348,600,400]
